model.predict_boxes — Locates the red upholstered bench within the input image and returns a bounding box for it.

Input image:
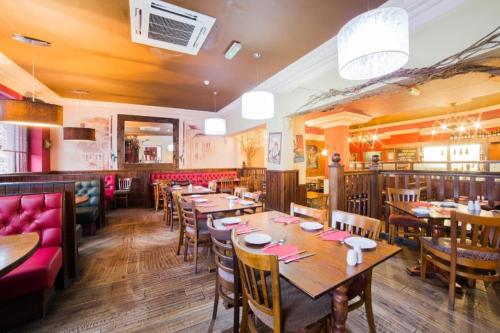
[0,193,63,329]
[104,174,116,209]
[150,170,238,187]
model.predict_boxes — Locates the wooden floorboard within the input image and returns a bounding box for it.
[10,208,500,333]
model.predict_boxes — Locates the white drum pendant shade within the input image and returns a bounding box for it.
[204,118,226,135]
[338,7,409,80]
[241,91,274,120]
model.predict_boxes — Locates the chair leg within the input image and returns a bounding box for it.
[194,238,199,274]
[449,262,457,310]
[363,270,376,333]
[389,224,395,244]
[176,226,184,255]
[212,277,220,320]
[420,245,427,281]
[183,236,189,262]
[125,194,128,208]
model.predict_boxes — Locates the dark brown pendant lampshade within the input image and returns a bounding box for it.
[63,127,96,141]
[0,99,63,127]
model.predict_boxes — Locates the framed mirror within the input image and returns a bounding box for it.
[117,114,179,169]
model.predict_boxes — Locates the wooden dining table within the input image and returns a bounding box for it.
[184,193,262,215]
[75,194,89,205]
[170,185,214,196]
[231,210,401,333]
[0,233,39,277]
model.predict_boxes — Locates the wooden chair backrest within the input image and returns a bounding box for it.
[451,211,500,259]
[331,210,381,240]
[243,191,261,202]
[207,221,234,287]
[173,191,183,225]
[208,180,217,192]
[220,179,234,191]
[173,179,190,186]
[231,232,282,332]
[179,199,197,233]
[118,178,132,191]
[290,202,326,224]
[239,176,250,188]
[387,188,420,214]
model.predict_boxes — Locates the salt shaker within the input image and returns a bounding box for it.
[346,249,357,266]
[354,246,363,264]
[467,200,474,212]
[188,184,193,192]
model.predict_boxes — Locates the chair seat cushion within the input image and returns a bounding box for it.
[389,214,427,228]
[250,277,331,332]
[422,237,500,261]
[0,246,62,300]
[114,189,130,195]
[76,206,99,225]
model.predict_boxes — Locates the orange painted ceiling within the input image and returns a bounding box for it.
[0,0,384,111]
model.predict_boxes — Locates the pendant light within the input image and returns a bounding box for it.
[338,7,409,80]
[204,91,226,135]
[0,34,63,127]
[64,90,96,141]
[241,52,274,120]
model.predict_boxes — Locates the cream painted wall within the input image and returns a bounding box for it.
[51,98,237,171]
[234,128,267,168]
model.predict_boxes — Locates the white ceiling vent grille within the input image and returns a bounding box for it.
[130,0,215,55]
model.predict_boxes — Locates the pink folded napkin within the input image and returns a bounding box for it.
[274,216,299,224]
[225,224,251,233]
[321,230,351,241]
[436,208,451,216]
[415,202,433,208]
[263,244,300,261]
[196,203,216,207]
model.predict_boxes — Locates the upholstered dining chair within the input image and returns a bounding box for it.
[207,220,240,325]
[387,187,428,245]
[420,211,500,309]
[331,210,382,333]
[290,202,327,225]
[219,178,234,194]
[163,187,179,231]
[232,232,332,333]
[179,200,212,274]
[115,178,132,208]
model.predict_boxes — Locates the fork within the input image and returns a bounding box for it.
[262,236,287,250]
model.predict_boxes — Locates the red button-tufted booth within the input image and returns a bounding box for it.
[0,193,63,324]
[104,174,116,209]
[150,170,237,187]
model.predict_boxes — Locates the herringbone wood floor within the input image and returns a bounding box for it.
[11,208,500,333]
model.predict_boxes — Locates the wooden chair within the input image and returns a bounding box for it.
[207,220,239,325]
[242,191,263,214]
[421,211,500,309]
[155,179,171,211]
[219,179,234,194]
[290,202,327,224]
[173,191,185,255]
[387,188,428,245]
[114,178,132,208]
[179,199,211,274]
[208,180,217,193]
[330,210,382,333]
[239,176,250,190]
[232,232,332,333]
[163,187,178,231]
[234,187,248,198]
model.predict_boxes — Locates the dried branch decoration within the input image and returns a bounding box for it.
[239,130,263,166]
[298,26,500,113]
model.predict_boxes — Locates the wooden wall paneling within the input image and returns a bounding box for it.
[265,170,298,213]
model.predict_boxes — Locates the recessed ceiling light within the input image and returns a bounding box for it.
[203,80,210,86]
[12,34,51,47]
[224,41,242,59]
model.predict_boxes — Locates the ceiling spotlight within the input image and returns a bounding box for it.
[372,134,378,140]
[459,124,465,132]
[474,121,481,129]
[431,129,436,135]
[407,86,421,96]
[347,137,352,143]
[321,148,328,156]
[358,135,362,140]
[440,123,447,130]
[203,80,210,86]
[12,34,51,47]
[224,41,242,60]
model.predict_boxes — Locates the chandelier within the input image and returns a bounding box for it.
[338,7,409,80]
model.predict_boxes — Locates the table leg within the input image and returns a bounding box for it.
[331,281,351,333]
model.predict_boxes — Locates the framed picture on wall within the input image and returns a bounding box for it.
[306,144,319,169]
[293,134,305,163]
[267,132,282,164]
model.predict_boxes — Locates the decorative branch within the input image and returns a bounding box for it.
[239,130,262,166]
[297,26,500,114]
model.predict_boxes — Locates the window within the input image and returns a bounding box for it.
[0,124,28,173]
[450,144,480,171]
[421,145,447,171]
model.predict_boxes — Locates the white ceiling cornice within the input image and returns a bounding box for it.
[305,111,372,129]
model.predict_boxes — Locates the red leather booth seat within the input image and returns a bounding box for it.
[104,174,116,209]
[150,170,238,187]
[0,193,63,301]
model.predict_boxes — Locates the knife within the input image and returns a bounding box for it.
[284,253,316,264]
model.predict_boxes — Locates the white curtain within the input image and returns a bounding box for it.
[0,124,28,173]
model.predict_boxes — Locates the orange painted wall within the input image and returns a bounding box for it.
[305,140,326,177]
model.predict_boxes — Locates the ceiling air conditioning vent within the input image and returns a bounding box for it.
[129,0,215,55]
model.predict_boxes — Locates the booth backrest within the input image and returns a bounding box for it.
[75,180,100,208]
[150,171,237,186]
[104,174,115,198]
[0,193,63,248]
